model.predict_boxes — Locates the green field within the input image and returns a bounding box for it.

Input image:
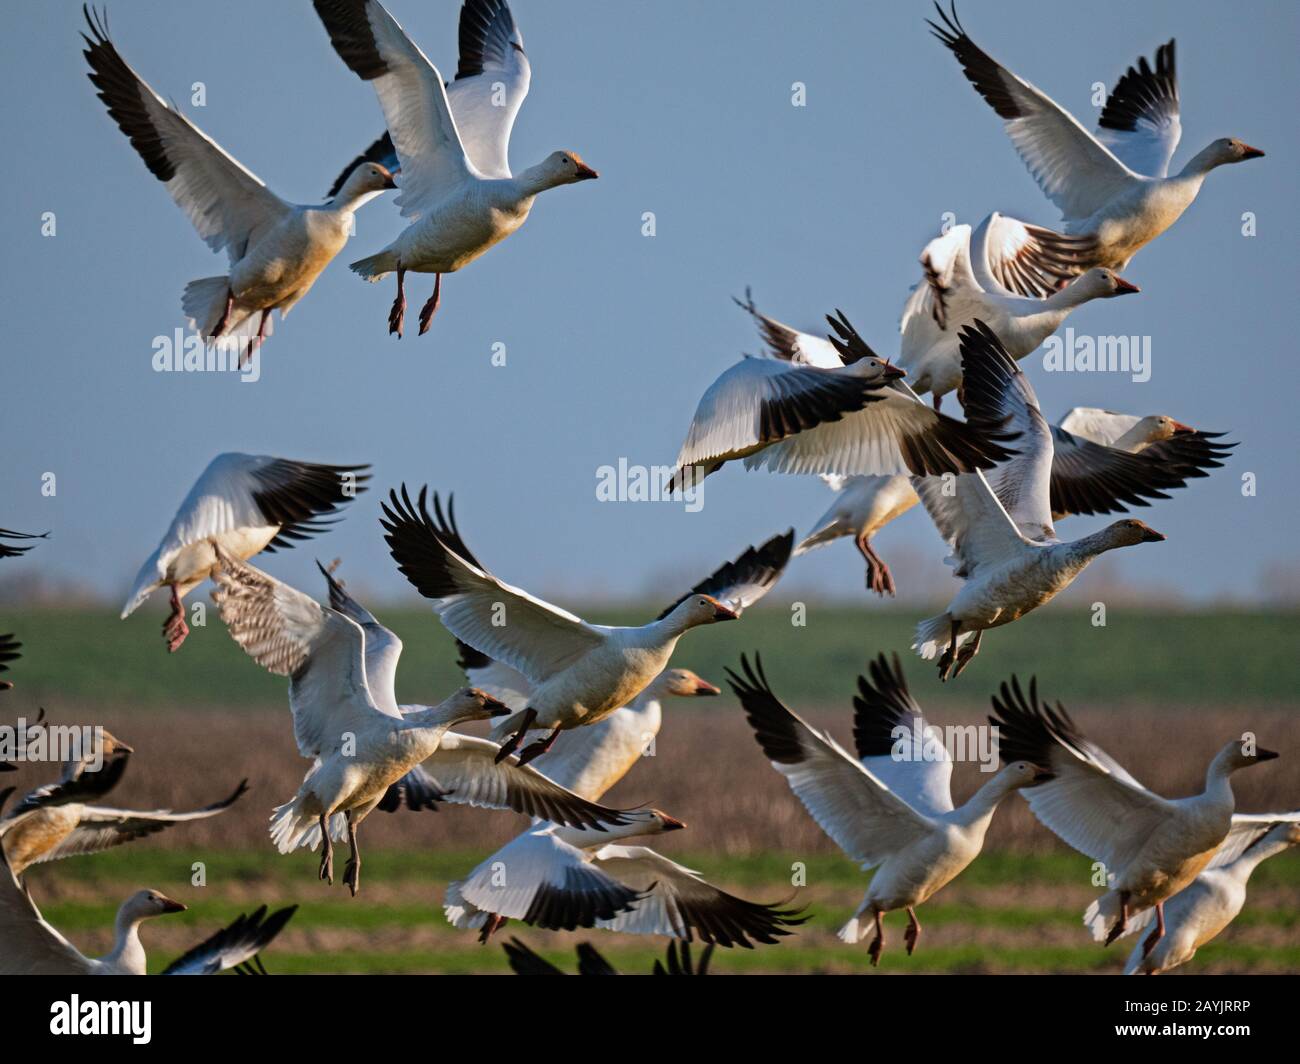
[6,604,1299,709]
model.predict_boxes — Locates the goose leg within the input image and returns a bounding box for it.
[162,585,190,653]
[343,811,362,897]
[867,909,885,968]
[952,629,983,678]
[478,913,508,944]
[932,395,942,413]
[318,813,334,886]
[1104,892,1130,946]
[417,273,442,335]
[855,533,895,597]
[212,289,235,338]
[494,708,538,764]
[515,725,563,767]
[388,267,407,337]
[937,621,962,682]
[904,907,922,955]
[1140,901,1166,958]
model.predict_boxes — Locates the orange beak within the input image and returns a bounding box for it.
[659,813,687,831]
[694,680,721,696]
[1240,144,1265,159]
[1112,276,1140,295]
[574,163,600,181]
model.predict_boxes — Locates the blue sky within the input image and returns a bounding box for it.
[1,0,1296,608]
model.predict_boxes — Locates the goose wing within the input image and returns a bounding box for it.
[729,654,937,869]
[591,845,808,947]
[211,551,400,759]
[1096,40,1180,178]
[82,8,289,262]
[445,0,531,179]
[314,0,474,219]
[161,904,297,976]
[989,675,1173,872]
[852,653,955,815]
[928,3,1137,222]
[381,486,604,684]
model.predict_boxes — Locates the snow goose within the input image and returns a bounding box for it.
[668,310,1019,489]
[381,487,749,765]
[731,652,1049,965]
[0,757,247,877]
[313,0,598,337]
[794,475,918,597]
[1125,817,1300,975]
[503,937,713,976]
[0,634,21,693]
[911,321,1166,680]
[929,5,1264,273]
[989,676,1280,957]
[0,528,47,560]
[444,810,807,947]
[899,221,1139,404]
[81,7,397,359]
[1057,406,1236,473]
[121,453,370,651]
[210,549,636,895]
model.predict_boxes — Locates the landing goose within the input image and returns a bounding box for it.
[121,453,370,651]
[668,311,1019,489]
[899,221,1139,403]
[81,7,396,359]
[313,0,598,337]
[794,475,918,596]
[0,788,295,976]
[0,529,47,560]
[1,746,247,877]
[911,321,1166,680]
[731,652,1048,965]
[503,937,714,976]
[0,634,20,692]
[444,810,806,947]
[210,549,636,895]
[1124,817,1300,975]
[929,5,1264,274]
[989,677,1279,957]
[381,487,747,766]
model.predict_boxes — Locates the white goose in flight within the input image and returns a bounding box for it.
[0,789,296,975]
[211,549,635,896]
[381,487,753,765]
[313,0,598,337]
[668,310,1019,489]
[989,676,1280,957]
[1124,817,1300,975]
[444,810,807,948]
[899,221,1139,404]
[121,453,369,652]
[380,529,790,807]
[731,652,1049,965]
[81,7,396,359]
[929,4,1263,275]
[911,322,1166,680]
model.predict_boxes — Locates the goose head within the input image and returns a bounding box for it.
[1099,518,1166,549]
[1212,738,1279,775]
[1130,414,1196,445]
[446,687,512,724]
[536,150,600,189]
[1000,759,1055,792]
[669,594,740,630]
[98,728,134,759]
[1074,267,1140,301]
[1191,138,1265,172]
[119,889,187,924]
[657,667,722,698]
[334,161,399,204]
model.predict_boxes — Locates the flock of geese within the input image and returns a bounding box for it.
[0,1,1292,977]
